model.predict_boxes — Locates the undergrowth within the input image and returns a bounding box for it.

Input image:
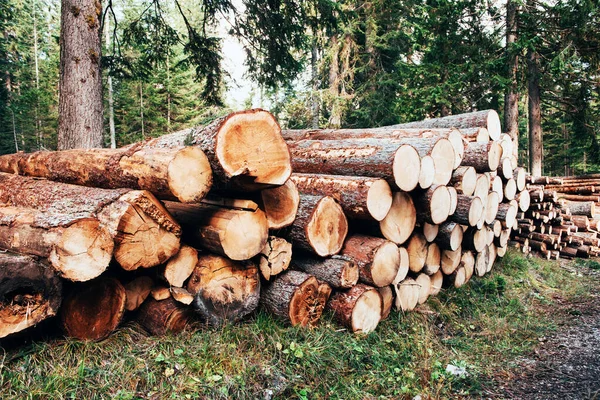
[1,250,597,399]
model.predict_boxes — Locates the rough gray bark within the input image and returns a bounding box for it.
[504,0,519,153]
[58,0,103,149]
[527,20,543,177]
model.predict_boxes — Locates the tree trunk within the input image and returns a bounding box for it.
[287,138,422,192]
[0,146,213,203]
[290,173,393,221]
[261,270,331,327]
[527,36,543,177]
[164,201,268,261]
[393,110,501,140]
[340,235,401,287]
[139,110,291,191]
[61,277,126,340]
[504,0,519,155]
[280,194,348,257]
[260,179,300,229]
[186,254,260,325]
[565,201,595,217]
[328,284,382,333]
[255,236,292,281]
[137,297,192,336]
[292,255,358,289]
[0,253,62,338]
[105,16,116,148]
[58,0,103,149]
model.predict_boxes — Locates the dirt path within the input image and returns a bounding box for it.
[487,271,600,400]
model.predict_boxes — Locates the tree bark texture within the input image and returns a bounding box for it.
[291,255,358,289]
[527,37,543,177]
[392,110,501,140]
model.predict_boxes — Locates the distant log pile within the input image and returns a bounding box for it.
[512,175,600,259]
[1,108,522,340]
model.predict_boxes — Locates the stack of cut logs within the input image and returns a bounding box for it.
[0,108,524,340]
[512,175,600,259]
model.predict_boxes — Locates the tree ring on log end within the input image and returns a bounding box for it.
[447,129,465,169]
[289,276,325,327]
[430,186,451,224]
[468,197,484,227]
[307,197,348,257]
[380,192,416,245]
[418,156,435,189]
[352,290,382,333]
[221,209,269,260]
[487,142,503,171]
[431,138,456,186]
[371,241,401,287]
[167,147,213,203]
[392,145,420,191]
[366,179,393,221]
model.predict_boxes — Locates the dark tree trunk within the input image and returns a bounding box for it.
[527,29,543,177]
[58,0,104,149]
[504,0,519,155]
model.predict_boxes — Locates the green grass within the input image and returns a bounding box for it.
[1,250,597,399]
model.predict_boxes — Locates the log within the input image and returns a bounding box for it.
[448,186,458,215]
[164,201,268,261]
[422,243,441,275]
[497,157,513,180]
[0,253,62,338]
[496,202,518,228]
[0,206,113,282]
[328,284,382,333]
[0,173,181,271]
[571,215,590,230]
[186,254,260,324]
[292,255,358,289]
[459,127,490,143]
[445,265,467,288]
[487,244,497,273]
[260,179,300,229]
[0,146,213,203]
[124,276,154,311]
[514,167,527,191]
[474,174,490,203]
[137,297,192,336]
[504,178,517,201]
[429,270,444,296]
[394,278,420,312]
[392,110,501,140]
[451,166,477,196]
[393,247,410,284]
[463,228,487,252]
[556,194,600,202]
[290,173,393,221]
[565,201,595,218]
[407,233,428,273]
[490,219,502,237]
[498,134,514,160]
[256,236,292,281]
[419,155,436,189]
[423,222,439,242]
[413,185,451,224]
[450,195,484,227]
[436,221,463,251]
[441,247,462,275]
[489,174,503,198]
[516,190,531,212]
[474,246,489,277]
[139,109,291,191]
[461,142,503,172]
[415,273,431,304]
[287,138,422,191]
[171,287,194,305]
[461,250,475,282]
[261,270,331,327]
[162,245,198,287]
[485,192,500,224]
[282,194,348,257]
[378,192,417,245]
[150,286,171,301]
[497,245,508,257]
[340,235,401,287]
[378,286,394,320]
[61,278,126,340]
[283,126,465,169]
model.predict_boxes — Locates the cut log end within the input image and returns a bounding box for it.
[307,197,348,257]
[394,278,420,312]
[124,276,154,311]
[487,142,503,171]
[50,218,114,282]
[163,245,198,287]
[469,197,484,227]
[371,241,402,287]
[447,129,465,169]
[137,297,192,336]
[221,208,270,261]
[429,186,451,224]
[380,192,417,245]
[257,236,292,281]
[289,275,331,327]
[393,145,421,191]
[167,147,213,203]
[367,179,394,221]
[261,179,300,229]
[215,110,291,189]
[419,155,436,189]
[61,278,126,341]
[487,110,502,140]
[350,289,382,333]
[431,138,456,185]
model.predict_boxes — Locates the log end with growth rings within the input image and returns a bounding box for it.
[366,179,394,221]
[215,110,291,189]
[431,138,456,186]
[220,208,270,261]
[307,197,348,257]
[392,145,421,191]
[261,179,300,229]
[167,147,213,203]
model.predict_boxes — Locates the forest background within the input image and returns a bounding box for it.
[0,0,598,177]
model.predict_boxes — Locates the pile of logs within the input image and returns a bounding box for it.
[1,108,523,340]
[512,175,600,259]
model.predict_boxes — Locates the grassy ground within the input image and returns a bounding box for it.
[1,250,598,400]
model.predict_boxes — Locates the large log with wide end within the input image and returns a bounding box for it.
[0,173,181,271]
[0,206,113,282]
[262,270,331,327]
[340,235,401,287]
[137,297,192,336]
[186,254,260,325]
[0,146,213,203]
[140,109,291,191]
[328,284,382,334]
[282,194,348,257]
[164,201,268,261]
[379,192,417,245]
[0,253,62,338]
[260,179,299,229]
[292,255,358,289]
[290,173,393,221]
[462,142,503,172]
[61,278,126,341]
[450,195,484,227]
[288,138,421,192]
[393,110,502,141]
